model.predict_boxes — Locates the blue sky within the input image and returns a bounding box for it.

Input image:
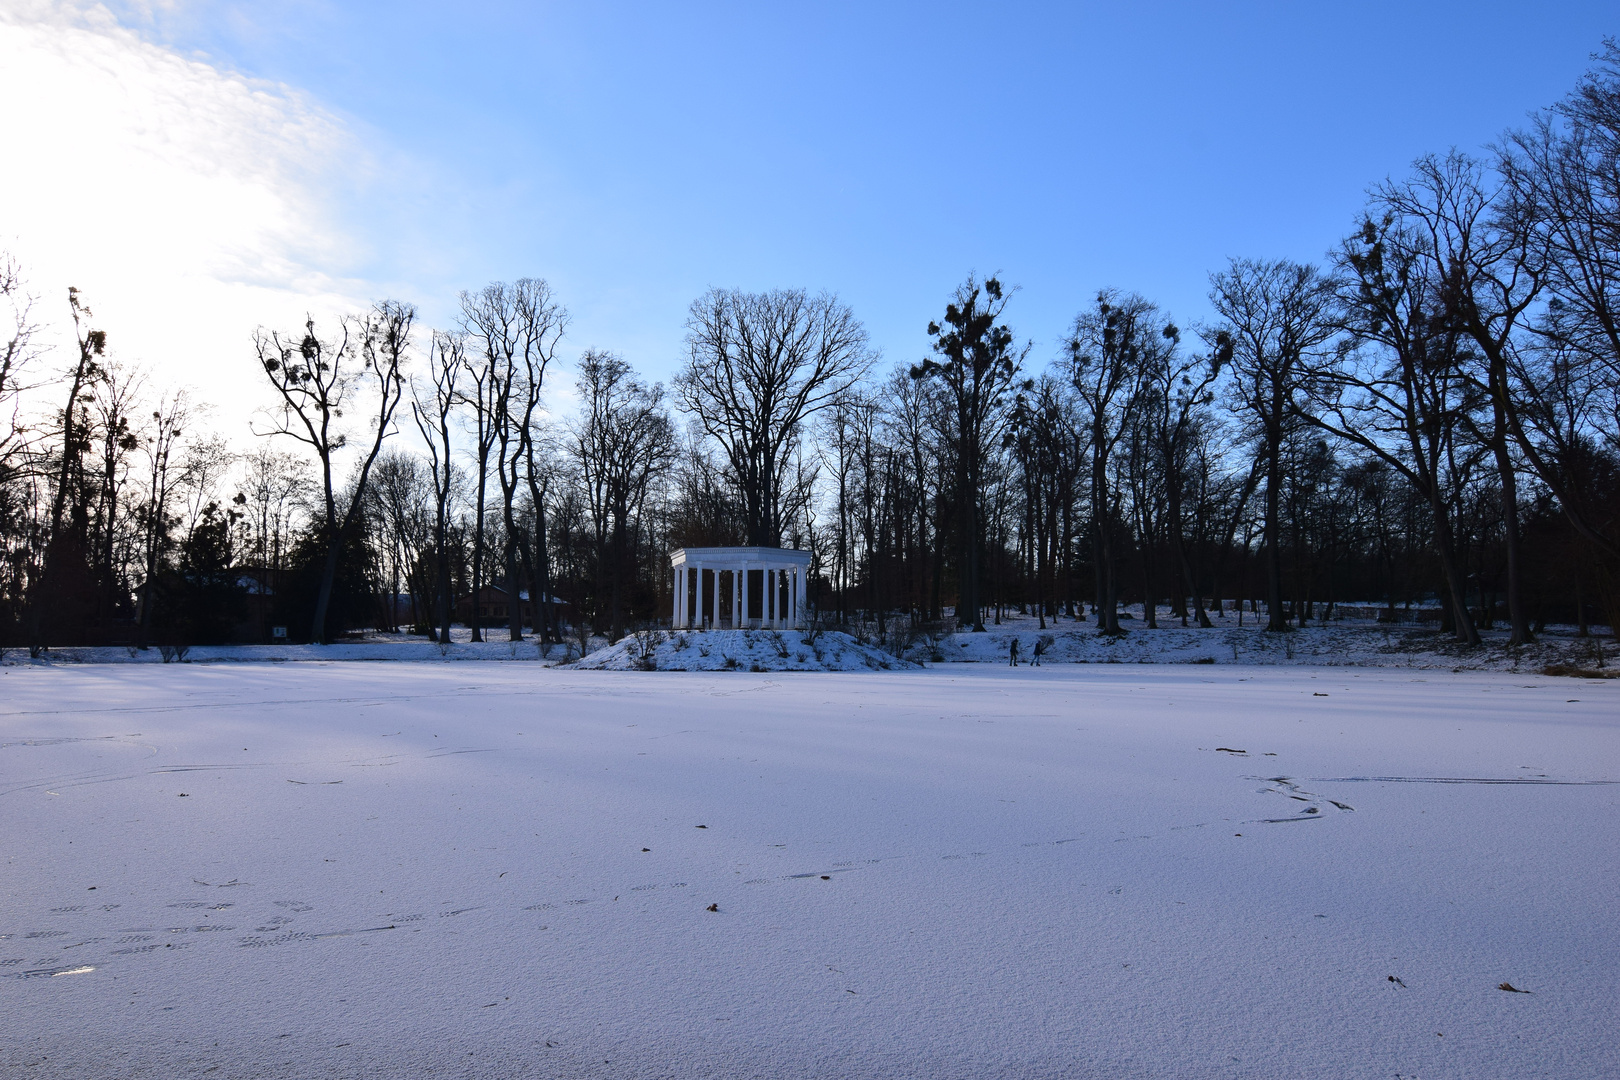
[4,1,1615,408]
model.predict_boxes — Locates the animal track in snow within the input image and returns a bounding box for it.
[237,931,312,949]
[1247,776,1354,822]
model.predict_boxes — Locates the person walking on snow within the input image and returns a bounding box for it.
[1009,638,1020,666]
[1032,638,1043,666]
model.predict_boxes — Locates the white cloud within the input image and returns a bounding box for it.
[0,0,376,434]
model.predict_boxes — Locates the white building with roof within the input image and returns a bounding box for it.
[671,547,810,630]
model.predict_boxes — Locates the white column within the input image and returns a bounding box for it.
[695,564,704,629]
[742,565,751,629]
[795,566,805,628]
[673,567,679,626]
[711,567,719,628]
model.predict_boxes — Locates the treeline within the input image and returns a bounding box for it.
[3,44,1618,651]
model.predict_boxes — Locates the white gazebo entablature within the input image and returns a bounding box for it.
[671,546,810,630]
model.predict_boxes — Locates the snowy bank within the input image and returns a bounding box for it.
[0,638,566,665]
[572,628,920,671]
[902,612,1617,673]
[3,614,1613,676]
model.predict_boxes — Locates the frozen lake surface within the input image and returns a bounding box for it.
[2,664,1615,1079]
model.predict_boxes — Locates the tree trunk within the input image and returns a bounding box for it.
[1166,478,1207,627]
[960,447,982,633]
[1429,493,1480,646]
[435,532,452,645]
[470,478,487,642]
[505,531,523,642]
[310,532,342,644]
[1491,411,1531,645]
[1093,531,1106,631]
[1575,573,1588,637]
[610,521,627,641]
[525,474,555,648]
[1140,536,1157,630]
[1264,431,1288,632]
[930,489,943,624]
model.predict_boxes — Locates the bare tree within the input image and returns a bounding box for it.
[366,449,435,633]
[239,444,309,573]
[818,395,860,621]
[521,431,564,647]
[1008,375,1081,629]
[88,362,143,627]
[237,442,308,640]
[458,323,499,642]
[913,276,1024,632]
[0,253,45,470]
[1377,152,1539,644]
[29,287,107,651]
[1066,290,1166,635]
[134,388,191,645]
[253,301,410,643]
[877,363,946,621]
[1498,41,1620,564]
[1145,327,1226,627]
[569,350,675,639]
[177,434,236,542]
[412,331,464,644]
[679,288,873,548]
[1311,214,1486,645]
[1209,259,1335,632]
[460,279,567,642]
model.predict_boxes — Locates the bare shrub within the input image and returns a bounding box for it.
[627,629,663,671]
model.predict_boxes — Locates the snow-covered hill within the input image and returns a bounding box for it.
[571,628,920,671]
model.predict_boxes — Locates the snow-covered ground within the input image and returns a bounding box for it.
[900,611,1619,672]
[0,632,567,666]
[6,610,1614,674]
[2,663,1615,1078]
[574,629,919,671]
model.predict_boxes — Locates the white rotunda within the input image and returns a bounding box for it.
[671,546,810,630]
